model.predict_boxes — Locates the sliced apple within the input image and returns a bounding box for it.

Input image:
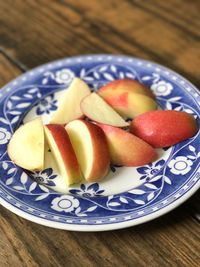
[65,120,110,182]
[98,79,155,99]
[80,92,129,127]
[98,123,157,166]
[50,77,91,124]
[130,110,198,148]
[44,124,82,185]
[100,91,157,118]
[8,117,44,171]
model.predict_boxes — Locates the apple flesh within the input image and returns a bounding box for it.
[99,91,157,118]
[98,79,155,99]
[80,92,129,127]
[44,124,82,185]
[50,77,91,124]
[130,110,198,148]
[97,124,156,166]
[8,117,44,171]
[65,120,110,182]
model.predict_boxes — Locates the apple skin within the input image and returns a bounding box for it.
[97,123,157,166]
[44,124,82,185]
[98,79,155,99]
[8,117,44,171]
[80,92,129,127]
[130,110,198,148]
[65,120,110,182]
[100,91,157,118]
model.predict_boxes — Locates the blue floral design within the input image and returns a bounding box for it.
[31,168,57,186]
[0,54,199,229]
[36,94,57,115]
[137,160,165,181]
[69,183,105,197]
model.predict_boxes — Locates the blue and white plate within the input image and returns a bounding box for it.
[0,55,199,231]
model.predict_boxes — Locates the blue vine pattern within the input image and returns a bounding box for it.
[0,58,199,219]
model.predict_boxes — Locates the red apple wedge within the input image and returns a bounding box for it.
[130,110,198,148]
[80,92,129,127]
[44,124,82,185]
[97,124,156,166]
[100,91,157,118]
[50,77,91,124]
[8,117,44,171]
[65,120,110,182]
[98,79,155,99]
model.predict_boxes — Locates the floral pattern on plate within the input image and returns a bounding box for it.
[0,55,199,231]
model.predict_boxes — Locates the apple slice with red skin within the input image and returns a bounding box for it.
[80,92,129,127]
[99,90,157,118]
[8,117,44,171]
[97,123,157,166]
[65,120,110,182]
[50,77,91,124]
[98,79,155,99]
[44,124,82,185]
[130,110,198,148]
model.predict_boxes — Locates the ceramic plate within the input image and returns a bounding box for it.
[0,55,199,231]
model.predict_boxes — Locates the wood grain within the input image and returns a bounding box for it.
[0,0,200,87]
[0,52,22,85]
[0,1,200,266]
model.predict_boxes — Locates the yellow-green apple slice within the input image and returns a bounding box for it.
[44,124,82,185]
[98,79,155,99]
[8,117,44,171]
[99,91,157,118]
[80,92,129,127]
[65,120,110,182]
[98,123,156,166]
[50,77,91,124]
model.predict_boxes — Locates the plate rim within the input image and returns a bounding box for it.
[0,177,199,231]
[0,54,200,231]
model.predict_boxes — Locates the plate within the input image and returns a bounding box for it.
[0,55,199,231]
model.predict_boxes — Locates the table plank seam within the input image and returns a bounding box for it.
[128,0,200,40]
[58,1,200,88]
[0,49,28,72]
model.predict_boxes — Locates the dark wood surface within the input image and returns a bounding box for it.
[0,1,200,266]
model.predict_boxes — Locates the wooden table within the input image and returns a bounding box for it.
[0,1,200,266]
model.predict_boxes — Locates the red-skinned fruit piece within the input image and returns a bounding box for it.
[65,120,110,182]
[130,110,198,148]
[98,79,155,99]
[44,124,82,185]
[97,123,157,166]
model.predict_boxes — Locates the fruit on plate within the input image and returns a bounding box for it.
[80,92,129,127]
[97,123,156,166]
[130,110,198,148]
[44,124,82,185]
[99,91,157,118]
[8,117,44,171]
[98,79,155,99]
[50,77,91,124]
[65,120,110,182]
